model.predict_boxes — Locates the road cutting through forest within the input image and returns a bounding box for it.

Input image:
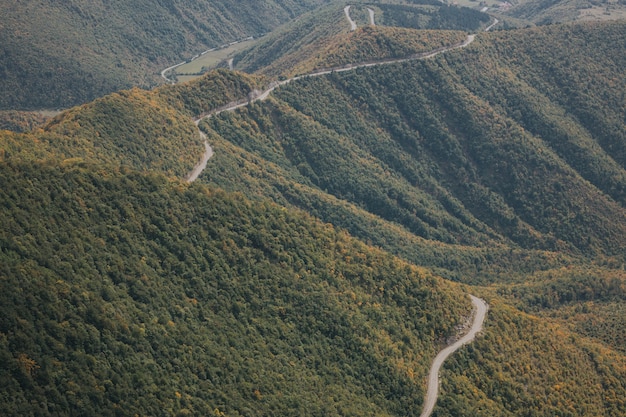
[187,32,477,182]
[184,127,213,183]
[344,5,358,31]
[420,295,488,417]
[183,10,492,416]
[368,8,376,26]
[186,12,497,183]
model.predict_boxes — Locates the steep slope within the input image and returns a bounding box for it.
[195,20,626,267]
[0,159,470,416]
[447,22,626,204]
[0,0,328,110]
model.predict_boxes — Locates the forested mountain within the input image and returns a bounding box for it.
[198,21,626,279]
[0,160,473,415]
[0,0,328,110]
[234,2,490,77]
[2,3,626,416]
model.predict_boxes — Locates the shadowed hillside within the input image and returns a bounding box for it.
[196,21,626,275]
[0,0,328,110]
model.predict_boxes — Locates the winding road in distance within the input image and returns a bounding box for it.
[344,5,358,31]
[420,295,488,417]
[185,127,213,183]
[187,32,476,182]
[186,11,497,182]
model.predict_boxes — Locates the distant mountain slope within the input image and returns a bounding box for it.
[234,2,490,77]
[0,0,328,110]
[503,0,626,24]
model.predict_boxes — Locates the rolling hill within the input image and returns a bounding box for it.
[2,4,626,416]
[196,20,626,278]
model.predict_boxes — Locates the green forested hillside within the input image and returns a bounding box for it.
[438,298,626,416]
[234,2,490,77]
[375,2,490,30]
[198,20,626,268]
[2,12,626,417]
[1,161,626,416]
[0,70,265,178]
[0,160,469,416]
[0,0,327,110]
[502,0,626,24]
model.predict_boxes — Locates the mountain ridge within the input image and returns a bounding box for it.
[2,10,626,417]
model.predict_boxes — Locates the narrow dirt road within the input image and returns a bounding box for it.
[185,127,214,183]
[344,5,357,31]
[419,295,488,417]
[485,17,499,32]
[368,8,375,26]
[161,61,186,84]
[188,33,476,181]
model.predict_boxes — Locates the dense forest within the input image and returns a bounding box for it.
[0,0,329,110]
[2,3,626,416]
[198,21,626,277]
[233,2,490,77]
[0,160,475,416]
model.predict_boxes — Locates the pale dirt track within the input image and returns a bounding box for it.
[420,295,488,417]
[185,15,500,182]
[187,33,476,181]
[368,8,375,26]
[184,126,213,183]
[344,5,357,31]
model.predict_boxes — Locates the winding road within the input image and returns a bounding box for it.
[368,8,376,26]
[485,18,499,32]
[186,13,498,184]
[184,126,213,183]
[187,32,475,182]
[420,295,488,417]
[344,5,357,31]
[183,11,492,415]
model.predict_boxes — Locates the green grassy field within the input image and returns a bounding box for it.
[173,38,258,80]
[449,0,626,22]
[578,3,626,21]
[446,0,508,13]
